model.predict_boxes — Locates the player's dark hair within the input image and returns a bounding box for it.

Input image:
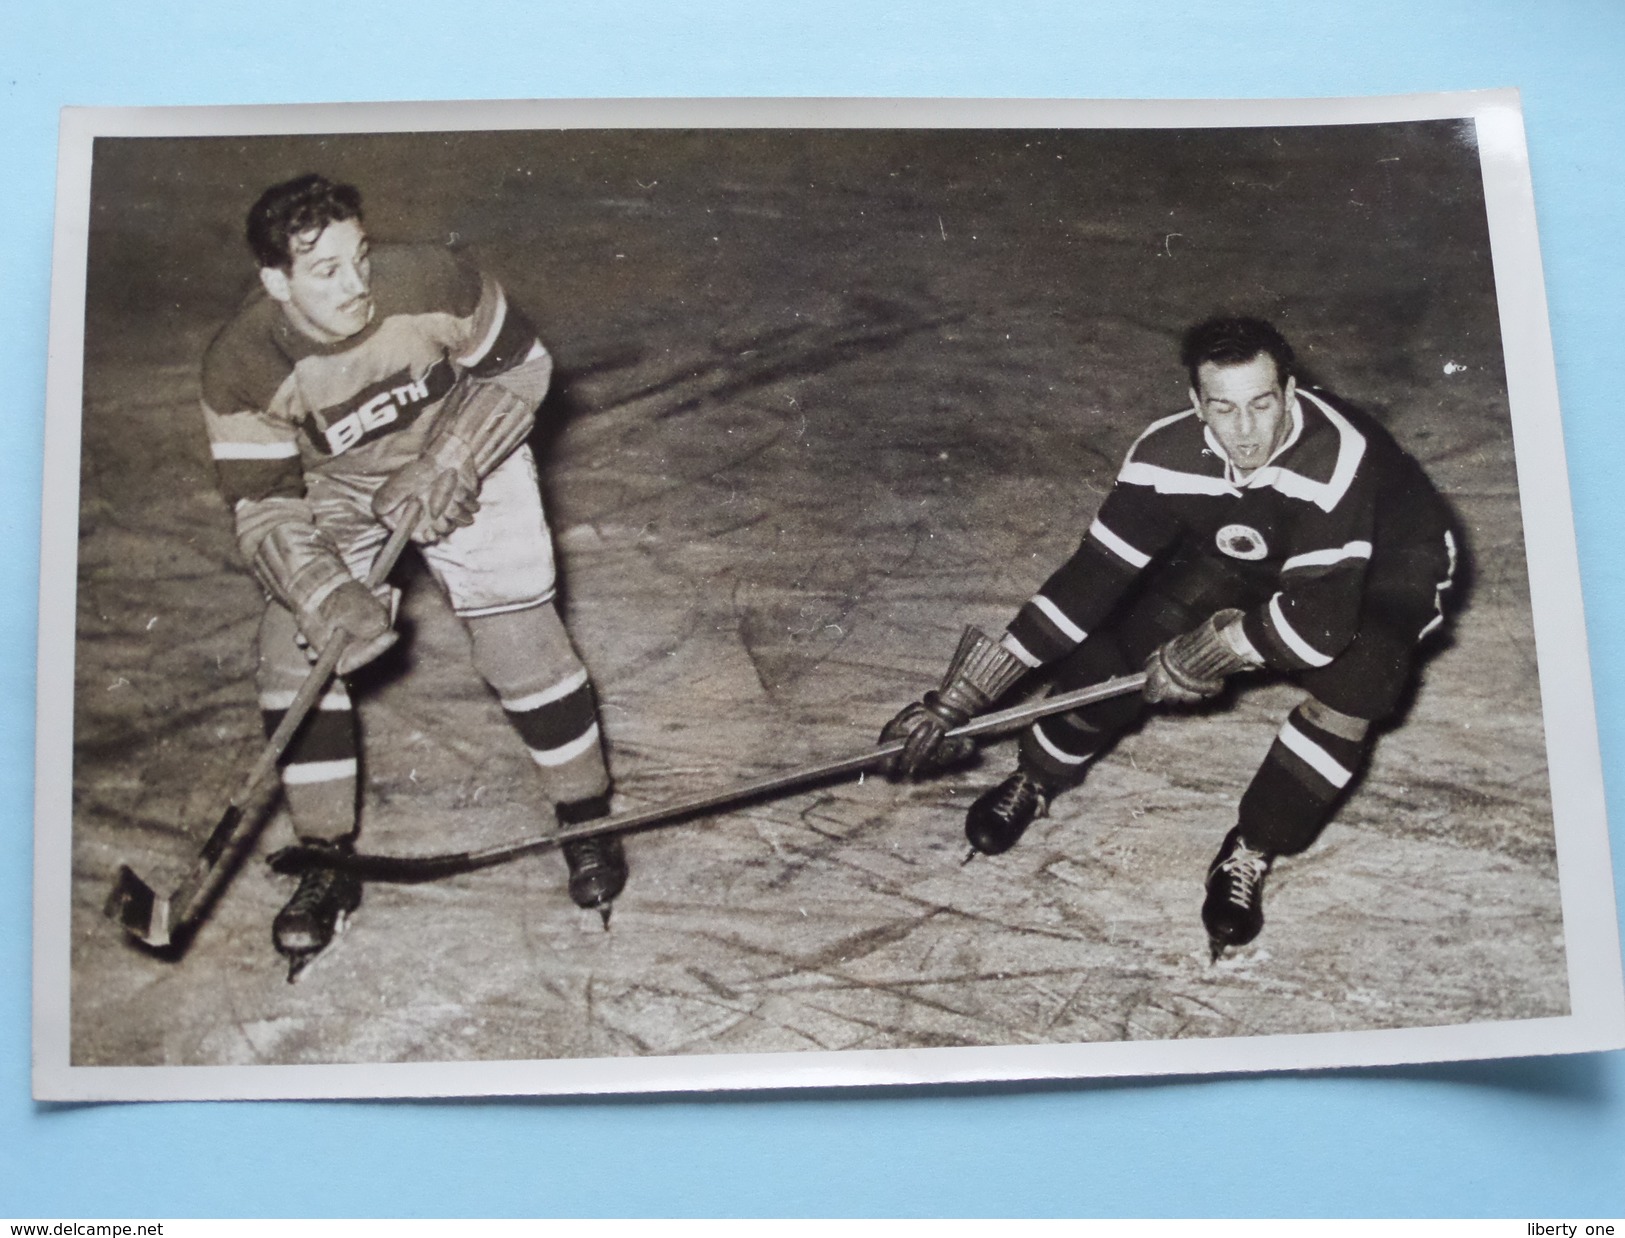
[1181,317,1295,389]
[246,174,365,270]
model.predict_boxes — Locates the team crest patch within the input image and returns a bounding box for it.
[1216,524,1269,560]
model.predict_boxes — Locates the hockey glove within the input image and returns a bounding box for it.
[882,698,976,776]
[881,626,1028,777]
[1144,608,1259,705]
[297,580,399,676]
[371,435,481,545]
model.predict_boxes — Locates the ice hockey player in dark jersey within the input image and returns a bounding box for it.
[881,317,1458,960]
[201,174,626,978]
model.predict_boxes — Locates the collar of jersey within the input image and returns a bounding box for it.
[1240,390,1366,512]
[271,300,383,361]
[1119,392,1364,513]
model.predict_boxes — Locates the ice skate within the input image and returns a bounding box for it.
[1202,826,1273,962]
[964,769,1052,857]
[272,840,363,982]
[558,794,627,927]
[562,834,627,927]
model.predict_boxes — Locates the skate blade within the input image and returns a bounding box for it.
[280,910,351,984]
[1207,936,1265,967]
[961,849,978,867]
[598,905,613,931]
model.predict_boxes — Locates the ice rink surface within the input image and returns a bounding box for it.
[68,123,1565,1067]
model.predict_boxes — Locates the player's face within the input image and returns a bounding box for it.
[259,217,374,343]
[1191,354,1296,475]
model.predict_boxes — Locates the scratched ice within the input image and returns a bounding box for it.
[69,126,1564,1067]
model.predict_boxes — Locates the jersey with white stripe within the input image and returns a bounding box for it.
[1002,388,1452,674]
[200,244,541,507]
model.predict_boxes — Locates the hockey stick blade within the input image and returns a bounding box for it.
[104,513,419,953]
[269,671,1148,883]
[104,864,169,949]
[106,803,247,949]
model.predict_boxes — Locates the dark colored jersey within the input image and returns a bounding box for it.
[1003,388,1454,675]
[199,243,542,506]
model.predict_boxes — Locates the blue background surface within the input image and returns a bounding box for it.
[3,0,1623,1218]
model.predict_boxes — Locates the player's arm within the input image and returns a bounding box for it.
[1001,482,1180,672]
[882,479,1180,777]
[372,268,553,543]
[438,268,555,476]
[203,394,395,675]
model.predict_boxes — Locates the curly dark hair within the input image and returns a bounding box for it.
[246,173,364,270]
[1180,317,1295,389]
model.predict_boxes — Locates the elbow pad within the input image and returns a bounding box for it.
[482,344,552,408]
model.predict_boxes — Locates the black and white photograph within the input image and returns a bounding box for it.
[33,94,1625,1100]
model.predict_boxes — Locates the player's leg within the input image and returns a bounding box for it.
[1201,695,1372,956]
[257,600,364,971]
[464,602,623,914]
[962,626,1144,855]
[970,553,1257,855]
[422,446,625,917]
[467,605,609,805]
[1203,531,1458,957]
[254,469,403,976]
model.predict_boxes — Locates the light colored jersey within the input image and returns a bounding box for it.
[200,243,542,504]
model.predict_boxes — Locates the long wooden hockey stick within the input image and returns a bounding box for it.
[104,512,421,950]
[267,671,1148,884]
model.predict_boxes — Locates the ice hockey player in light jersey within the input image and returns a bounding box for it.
[201,174,625,978]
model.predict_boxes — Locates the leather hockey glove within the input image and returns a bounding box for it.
[248,508,397,675]
[371,378,540,544]
[881,626,1028,777]
[297,580,400,676]
[371,434,481,545]
[1144,608,1260,705]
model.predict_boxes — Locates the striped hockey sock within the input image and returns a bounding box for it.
[1237,702,1371,856]
[261,683,359,843]
[499,669,609,805]
[1020,711,1112,789]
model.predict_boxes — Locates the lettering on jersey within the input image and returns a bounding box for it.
[1215,524,1269,561]
[311,359,456,456]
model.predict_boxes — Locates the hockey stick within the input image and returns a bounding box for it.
[267,670,1149,884]
[104,510,421,950]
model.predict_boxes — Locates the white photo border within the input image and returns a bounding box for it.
[34,91,1625,1102]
